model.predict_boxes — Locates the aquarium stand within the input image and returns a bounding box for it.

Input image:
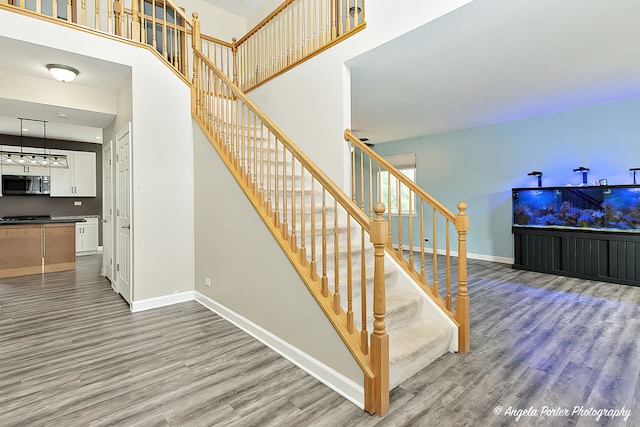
[513,227,640,286]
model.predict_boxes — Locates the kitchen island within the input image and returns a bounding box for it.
[0,217,85,278]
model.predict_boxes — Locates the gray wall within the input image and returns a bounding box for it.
[0,134,102,242]
[372,97,640,261]
[193,123,363,389]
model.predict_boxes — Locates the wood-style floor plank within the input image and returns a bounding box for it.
[1,255,639,426]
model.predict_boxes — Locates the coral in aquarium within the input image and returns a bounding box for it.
[513,187,640,231]
[513,205,531,225]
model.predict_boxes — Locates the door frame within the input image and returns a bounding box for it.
[115,122,133,305]
[102,139,114,284]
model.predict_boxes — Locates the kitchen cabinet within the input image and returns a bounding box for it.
[0,222,76,278]
[0,145,49,176]
[50,149,97,197]
[76,217,99,255]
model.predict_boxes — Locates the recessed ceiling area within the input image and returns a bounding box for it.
[0,35,131,143]
[348,0,640,144]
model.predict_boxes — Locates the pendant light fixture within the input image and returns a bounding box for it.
[0,118,69,169]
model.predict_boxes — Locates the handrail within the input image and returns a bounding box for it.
[344,129,470,353]
[192,43,389,414]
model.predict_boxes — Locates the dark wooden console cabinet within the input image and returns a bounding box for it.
[513,227,640,286]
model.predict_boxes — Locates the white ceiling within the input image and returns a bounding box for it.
[200,0,272,19]
[2,0,639,146]
[0,35,130,143]
[349,0,640,144]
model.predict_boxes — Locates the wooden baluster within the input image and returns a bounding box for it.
[36,0,41,14]
[81,0,86,26]
[52,0,58,19]
[360,226,367,354]
[274,139,280,228]
[310,178,317,279]
[313,0,317,50]
[67,0,72,22]
[94,0,99,30]
[433,208,438,297]
[259,123,265,204]
[446,220,452,311]
[360,144,365,213]
[387,170,392,249]
[253,115,258,193]
[333,198,340,314]
[346,213,353,332]
[420,201,425,281]
[113,0,122,35]
[351,144,356,203]
[191,14,200,116]
[455,202,470,353]
[300,169,307,264]
[370,202,389,416]
[369,158,373,218]
[397,178,402,258]
[290,156,297,250]
[267,129,273,216]
[240,105,246,177]
[162,1,167,57]
[408,190,414,269]
[150,0,156,49]
[130,0,140,41]
[282,149,289,240]
[321,188,328,296]
[232,38,238,86]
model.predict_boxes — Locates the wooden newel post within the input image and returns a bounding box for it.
[232,37,238,86]
[455,202,470,353]
[191,12,201,115]
[370,203,389,416]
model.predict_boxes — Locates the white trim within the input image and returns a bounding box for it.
[195,291,365,409]
[130,291,195,313]
[399,245,513,264]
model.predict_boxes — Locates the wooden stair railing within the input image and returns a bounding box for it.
[1,0,193,82]
[344,129,470,353]
[232,0,366,92]
[191,35,390,415]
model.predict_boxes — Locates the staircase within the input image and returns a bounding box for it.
[216,119,457,392]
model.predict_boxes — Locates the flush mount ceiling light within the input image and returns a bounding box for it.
[46,64,79,82]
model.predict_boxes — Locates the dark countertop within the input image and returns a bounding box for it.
[0,218,86,226]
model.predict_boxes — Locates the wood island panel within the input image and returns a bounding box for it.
[44,224,76,273]
[0,225,43,278]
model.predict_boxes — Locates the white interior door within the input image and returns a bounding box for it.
[102,140,114,284]
[116,123,132,304]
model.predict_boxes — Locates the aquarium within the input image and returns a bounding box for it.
[512,185,640,232]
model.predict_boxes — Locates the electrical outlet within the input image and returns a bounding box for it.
[205,277,211,287]
[74,201,82,206]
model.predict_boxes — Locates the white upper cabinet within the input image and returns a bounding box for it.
[50,149,97,197]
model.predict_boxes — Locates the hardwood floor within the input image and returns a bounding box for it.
[1,255,639,426]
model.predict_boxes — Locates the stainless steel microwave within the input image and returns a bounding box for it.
[2,175,51,195]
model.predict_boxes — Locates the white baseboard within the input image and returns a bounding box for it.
[131,291,195,313]
[398,245,513,265]
[194,291,365,409]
